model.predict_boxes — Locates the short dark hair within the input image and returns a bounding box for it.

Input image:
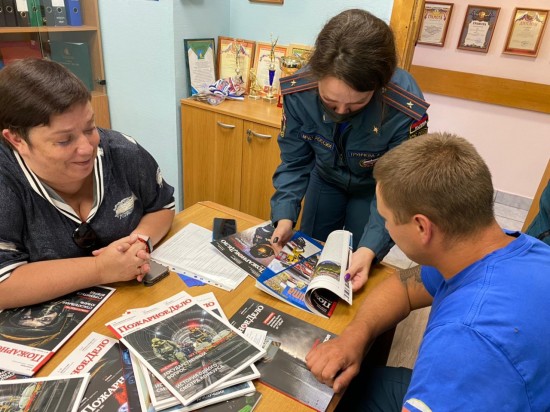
[374,133,495,240]
[308,9,397,92]
[0,58,90,146]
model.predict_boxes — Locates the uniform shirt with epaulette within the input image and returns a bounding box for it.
[0,128,175,283]
[271,68,429,257]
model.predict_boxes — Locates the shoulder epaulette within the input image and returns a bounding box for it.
[280,71,317,96]
[382,82,429,120]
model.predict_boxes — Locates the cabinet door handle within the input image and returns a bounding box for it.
[217,121,236,129]
[247,129,272,143]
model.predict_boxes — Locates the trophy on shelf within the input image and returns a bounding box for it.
[263,33,279,103]
[248,68,262,100]
[277,54,304,107]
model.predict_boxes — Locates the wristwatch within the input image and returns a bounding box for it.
[137,234,153,253]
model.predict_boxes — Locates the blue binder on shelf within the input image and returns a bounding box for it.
[2,0,18,27]
[14,0,30,26]
[63,0,80,26]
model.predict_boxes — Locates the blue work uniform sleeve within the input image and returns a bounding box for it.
[270,96,315,225]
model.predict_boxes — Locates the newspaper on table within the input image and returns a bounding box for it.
[0,285,115,376]
[106,291,265,406]
[151,223,249,291]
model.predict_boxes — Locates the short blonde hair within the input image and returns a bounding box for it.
[373,133,494,239]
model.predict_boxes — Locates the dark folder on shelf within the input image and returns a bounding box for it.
[14,0,30,26]
[63,0,80,26]
[2,0,17,27]
[0,4,6,27]
[49,41,93,90]
[27,0,43,26]
[40,0,66,26]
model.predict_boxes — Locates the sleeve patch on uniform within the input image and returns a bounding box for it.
[409,114,429,139]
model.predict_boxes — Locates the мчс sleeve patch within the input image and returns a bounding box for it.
[409,114,429,138]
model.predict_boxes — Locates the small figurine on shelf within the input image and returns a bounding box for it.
[248,68,262,100]
[263,33,279,103]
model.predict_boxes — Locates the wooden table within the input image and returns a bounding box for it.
[38,201,395,411]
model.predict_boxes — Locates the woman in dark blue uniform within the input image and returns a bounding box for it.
[270,9,429,291]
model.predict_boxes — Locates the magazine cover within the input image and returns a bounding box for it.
[230,299,336,412]
[304,230,353,317]
[257,230,352,318]
[0,374,90,412]
[130,352,153,412]
[0,285,115,376]
[51,332,133,412]
[136,292,261,410]
[120,343,143,412]
[210,222,276,279]
[106,294,265,406]
[141,358,260,411]
[0,369,22,381]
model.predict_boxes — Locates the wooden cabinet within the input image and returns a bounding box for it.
[0,0,110,128]
[181,99,282,220]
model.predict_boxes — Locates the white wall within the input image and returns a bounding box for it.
[412,0,550,198]
[229,0,392,46]
[98,0,230,210]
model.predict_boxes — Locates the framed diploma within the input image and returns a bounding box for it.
[457,5,500,53]
[253,41,288,97]
[288,43,314,63]
[217,36,256,92]
[417,2,454,47]
[503,8,549,57]
[184,38,216,96]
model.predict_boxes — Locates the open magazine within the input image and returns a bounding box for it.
[0,285,115,376]
[212,222,352,318]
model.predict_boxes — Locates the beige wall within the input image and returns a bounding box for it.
[413,0,550,199]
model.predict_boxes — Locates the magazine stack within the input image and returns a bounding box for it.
[106,291,265,411]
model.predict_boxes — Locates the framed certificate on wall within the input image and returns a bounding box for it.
[184,38,216,96]
[217,37,256,92]
[503,8,549,57]
[457,5,500,53]
[417,2,454,47]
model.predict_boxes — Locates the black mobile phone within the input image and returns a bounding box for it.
[143,261,169,286]
[212,218,237,241]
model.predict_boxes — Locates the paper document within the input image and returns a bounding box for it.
[151,223,248,291]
